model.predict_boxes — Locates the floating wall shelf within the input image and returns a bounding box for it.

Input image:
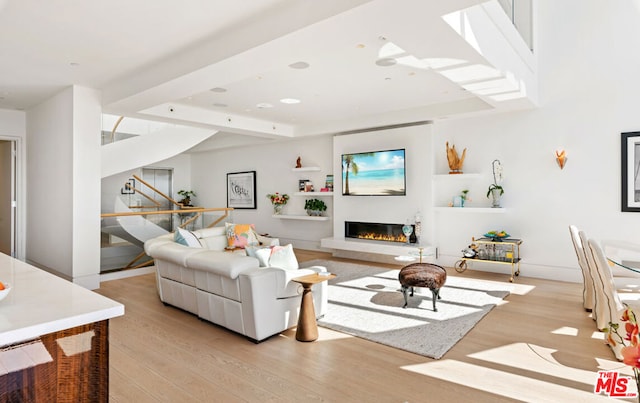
[434,207,507,213]
[272,214,330,221]
[291,167,321,172]
[293,192,333,197]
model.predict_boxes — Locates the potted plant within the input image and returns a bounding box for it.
[486,159,504,208]
[177,190,196,207]
[304,198,327,216]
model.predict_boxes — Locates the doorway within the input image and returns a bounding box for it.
[0,140,15,256]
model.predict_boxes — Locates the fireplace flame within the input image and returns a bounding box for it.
[356,232,407,243]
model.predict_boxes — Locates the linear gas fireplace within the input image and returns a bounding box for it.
[345,221,417,244]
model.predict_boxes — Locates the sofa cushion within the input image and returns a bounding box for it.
[194,226,226,238]
[267,244,299,270]
[245,245,271,267]
[187,250,259,279]
[195,227,228,251]
[175,228,202,248]
[152,242,206,266]
[225,223,260,248]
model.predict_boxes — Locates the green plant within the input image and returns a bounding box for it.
[177,190,196,206]
[304,198,327,211]
[460,189,469,201]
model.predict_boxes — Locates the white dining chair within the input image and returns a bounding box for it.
[588,238,640,360]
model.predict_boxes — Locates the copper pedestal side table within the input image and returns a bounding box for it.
[292,273,336,342]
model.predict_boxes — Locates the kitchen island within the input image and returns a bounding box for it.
[0,253,124,402]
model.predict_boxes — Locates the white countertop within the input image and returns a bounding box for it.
[0,253,124,346]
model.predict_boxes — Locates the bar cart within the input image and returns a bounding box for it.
[454,236,523,282]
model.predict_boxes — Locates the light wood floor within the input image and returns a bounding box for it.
[96,251,629,402]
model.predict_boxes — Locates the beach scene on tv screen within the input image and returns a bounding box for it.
[342,149,405,195]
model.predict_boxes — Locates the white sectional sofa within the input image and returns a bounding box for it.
[144,226,328,342]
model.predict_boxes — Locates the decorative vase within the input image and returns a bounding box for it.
[273,204,284,215]
[490,188,502,208]
[306,209,322,216]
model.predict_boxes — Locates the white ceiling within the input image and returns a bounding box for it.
[0,0,535,147]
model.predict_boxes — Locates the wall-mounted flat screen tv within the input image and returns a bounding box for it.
[342,148,406,196]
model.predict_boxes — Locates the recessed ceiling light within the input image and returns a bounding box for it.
[356,44,365,49]
[256,102,273,109]
[213,103,228,108]
[376,58,397,67]
[288,61,310,69]
[210,87,227,93]
[280,98,300,104]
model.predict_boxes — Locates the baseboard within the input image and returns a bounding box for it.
[100,266,156,283]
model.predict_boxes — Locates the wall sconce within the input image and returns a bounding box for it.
[555,149,567,169]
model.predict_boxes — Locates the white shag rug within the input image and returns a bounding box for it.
[301,260,513,359]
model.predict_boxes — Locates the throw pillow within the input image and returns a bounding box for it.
[267,244,299,270]
[174,228,202,248]
[251,246,274,267]
[225,223,260,249]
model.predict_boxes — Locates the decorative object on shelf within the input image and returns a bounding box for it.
[227,171,257,209]
[484,230,509,241]
[298,179,308,191]
[296,156,302,168]
[414,210,422,244]
[325,174,334,191]
[486,159,504,208]
[267,192,289,215]
[177,190,196,207]
[304,181,314,192]
[452,189,469,207]
[555,148,567,169]
[446,142,466,174]
[304,198,327,216]
[402,221,414,245]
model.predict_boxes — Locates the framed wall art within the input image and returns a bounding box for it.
[227,171,257,209]
[121,178,135,195]
[621,131,640,212]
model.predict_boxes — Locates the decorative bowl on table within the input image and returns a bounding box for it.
[484,231,510,241]
[0,283,11,301]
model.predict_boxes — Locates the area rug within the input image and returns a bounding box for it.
[300,260,513,359]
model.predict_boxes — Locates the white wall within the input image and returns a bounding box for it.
[72,87,102,285]
[26,86,102,288]
[190,135,333,249]
[428,0,640,282]
[26,88,74,277]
